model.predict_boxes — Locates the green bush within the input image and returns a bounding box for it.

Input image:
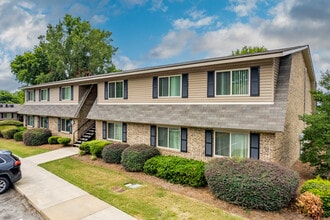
[79,140,111,158]
[48,136,61,144]
[0,120,23,126]
[204,158,299,211]
[1,126,18,139]
[121,144,160,172]
[17,126,27,132]
[144,155,207,187]
[23,128,52,146]
[57,137,71,146]
[102,143,130,164]
[301,176,330,217]
[13,131,24,141]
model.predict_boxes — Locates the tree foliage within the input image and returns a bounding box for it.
[10,14,117,85]
[300,70,330,178]
[232,46,267,55]
[0,90,24,104]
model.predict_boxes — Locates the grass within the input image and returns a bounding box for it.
[40,157,242,220]
[0,138,50,157]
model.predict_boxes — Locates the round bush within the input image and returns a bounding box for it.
[79,140,111,158]
[102,143,130,164]
[1,127,18,139]
[23,128,52,146]
[121,144,160,172]
[13,131,24,141]
[0,120,23,126]
[48,136,61,144]
[205,158,299,211]
[58,137,71,146]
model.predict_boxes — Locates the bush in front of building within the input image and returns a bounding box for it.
[48,136,61,144]
[121,144,160,172]
[23,128,52,146]
[204,157,299,211]
[301,176,330,217]
[13,131,25,141]
[144,155,207,187]
[296,191,323,220]
[0,120,23,126]
[79,140,111,160]
[57,137,71,146]
[102,143,130,164]
[1,126,18,139]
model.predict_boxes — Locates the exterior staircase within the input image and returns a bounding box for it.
[73,126,95,147]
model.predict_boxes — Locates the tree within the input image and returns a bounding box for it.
[300,70,330,178]
[0,90,24,104]
[11,14,117,85]
[232,46,267,55]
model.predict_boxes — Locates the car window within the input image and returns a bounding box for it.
[0,157,5,164]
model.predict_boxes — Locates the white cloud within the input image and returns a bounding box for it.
[229,0,259,17]
[119,0,147,8]
[92,15,108,24]
[173,16,217,30]
[150,0,168,12]
[113,55,140,70]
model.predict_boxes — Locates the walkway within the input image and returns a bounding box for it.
[15,147,136,220]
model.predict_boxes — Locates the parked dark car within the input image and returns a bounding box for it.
[0,150,22,194]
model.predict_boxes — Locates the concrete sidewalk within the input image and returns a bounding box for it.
[15,147,136,220]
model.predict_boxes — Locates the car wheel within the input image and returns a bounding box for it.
[0,177,10,194]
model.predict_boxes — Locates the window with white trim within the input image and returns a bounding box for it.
[40,89,48,101]
[215,132,249,158]
[159,75,181,97]
[107,122,122,141]
[27,90,35,101]
[3,113,13,119]
[40,117,48,128]
[216,69,249,95]
[61,86,72,100]
[27,115,34,126]
[109,81,123,98]
[158,127,180,150]
[61,118,71,132]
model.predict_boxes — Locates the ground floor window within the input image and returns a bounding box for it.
[27,115,34,127]
[3,113,13,119]
[61,118,72,132]
[108,122,122,141]
[158,127,180,150]
[215,132,249,158]
[40,117,48,128]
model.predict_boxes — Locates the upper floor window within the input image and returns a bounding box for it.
[61,86,72,100]
[27,90,35,101]
[159,75,181,97]
[216,69,249,96]
[109,81,123,99]
[158,127,181,150]
[215,132,249,158]
[40,89,49,101]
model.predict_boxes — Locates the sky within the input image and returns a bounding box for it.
[0,0,330,92]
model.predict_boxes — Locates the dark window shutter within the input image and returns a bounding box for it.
[152,76,158,99]
[38,116,40,128]
[150,125,157,147]
[250,66,260,96]
[58,118,61,131]
[102,121,107,139]
[25,115,27,126]
[39,90,41,101]
[70,86,74,100]
[33,90,36,101]
[205,130,213,156]
[181,128,188,152]
[59,87,62,101]
[104,82,108,100]
[207,71,215,97]
[47,88,50,101]
[182,73,189,98]
[122,123,127,142]
[250,133,260,159]
[32,116,35,127]
[124,80,128,99]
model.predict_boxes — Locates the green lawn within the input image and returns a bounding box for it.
[40,157,242,220]
[0,138,50,157]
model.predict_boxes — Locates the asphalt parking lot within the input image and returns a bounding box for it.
[0,188,43,220]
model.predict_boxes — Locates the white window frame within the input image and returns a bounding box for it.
[214,131,250,158]
[27,115,34,127]
[215,68,250,96]
[27,90,35,101]
[61,86,72,100]
[61,118,71,133]
[157,126,181,150]
[108,81,123,99]
[40,117,48,128]
[40,89,48,101]
[107,122,123,141]
[158,75,181,97]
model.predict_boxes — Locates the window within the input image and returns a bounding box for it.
[61,118,72,132]
[159,75,181,97]
[216,69,249,95]
[109,81,123,98]
[40,89,48,101]
[27,90,35,101]
[158,127,180,150]
[61,86,72,100]
[27,115,34,127]
[107,122,122,141]
[215,132,249,158]
[3,113,12,119]
[40,117,48,128]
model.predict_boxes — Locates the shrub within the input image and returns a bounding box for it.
[23,128,52,146]
[48,136,61,144]
[1,126,18,139]
[79,140,111,159]
[102,143,130,164]
[13,131,24,141]
[296,191,323,220]
[57,137,71,146]
[301,176,330,217]
[121,144,160,172]
[144,155,207,187]
[0,120,23,126]
[204,158,299,211]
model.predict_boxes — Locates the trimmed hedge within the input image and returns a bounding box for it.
[48,136,61,144]
[102,143,130,164]
[301,176,330,217]
[121,144,160,172]
[13,131,24,141]
[79,140,111,159]
[1,126,18,139]
[144,155,207,187]
[58,137,71,146]
[0,120,23,126]
[205,158,299,211]
[23,128,52,146]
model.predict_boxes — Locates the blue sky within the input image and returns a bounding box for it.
[0,0,329,91]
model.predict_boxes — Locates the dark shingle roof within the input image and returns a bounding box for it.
[0,104,22,113]
[18,105,79,118]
